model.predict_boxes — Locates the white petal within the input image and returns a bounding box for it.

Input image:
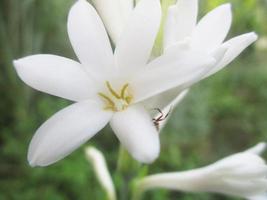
[92,0,133,44]
[229,164,267,179]
[117,0,134,23]
[248,194,267,200]
[143,89,188,112]
[110,104,160,163]
[28,100,112,167]
[114,0,161,75]
[164,0,198,49]
[191,4,232,52]
[131,44,216,103]
[14,54,95,101]
[212,153,266,171]
[139,47,225,115]
[220,179,267,197]
[215,160,267,179]
[135,171,208,192]
[206,32,258,77]
[68,0,114,79]
[160,90,188,112]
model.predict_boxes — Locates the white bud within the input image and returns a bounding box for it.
[85,147,117,200]
[137,143,267,199]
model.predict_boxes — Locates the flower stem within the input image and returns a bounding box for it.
[131,180,145,200]
[116,146,142,200]
[116,146,141,174]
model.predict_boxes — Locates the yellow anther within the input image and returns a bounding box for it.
[120,83,129,99]
[98,81,133,112]
[106,81,121,99]
[98,92,115,107]
[104,106,117,112]
[125,96,133,104]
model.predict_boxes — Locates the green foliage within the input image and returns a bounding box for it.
[0,0,266,200]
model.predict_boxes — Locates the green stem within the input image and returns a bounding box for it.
[116,146,142,200]
[131,180,144,200]
[116,146,141,174]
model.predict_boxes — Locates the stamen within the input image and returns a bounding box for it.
[98,81,133,112]
[104,106,117,112]
[125,96,132,104]
[120,83,129,99]
[98,93,115,107]
[106,81,121,99]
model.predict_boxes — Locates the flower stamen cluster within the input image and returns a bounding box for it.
[98,81,133,112]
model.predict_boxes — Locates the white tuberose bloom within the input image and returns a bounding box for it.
[13,0,216,167]
[164,0,258,67]
[156,0,258,117]
[136,143,267,199]
[92,0,258,127]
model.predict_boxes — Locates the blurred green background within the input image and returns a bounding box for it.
[0,0,267,199]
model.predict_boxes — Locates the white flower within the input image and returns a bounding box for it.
[92,0,258,127]
[164,0,257,60]
[136,143,267,199]
[158,0,258,115]
[85,147,116,200]
[14,0,216,166]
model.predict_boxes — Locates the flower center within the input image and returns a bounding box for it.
[98,81,133,112]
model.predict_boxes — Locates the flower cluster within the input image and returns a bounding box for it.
[14,0,257,167]
[13,0,265,199]
[85,143,267,200]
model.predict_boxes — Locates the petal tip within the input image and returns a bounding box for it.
[243,32,259,44]
[13,59,22,67]
[222,3,232,10]
[216,3,232,17]
[135,145,160,164]
[28,160,37,168]
[254,142,267,155]
[251,32,259,41]
[27,150,49,167]
[27,153,40,167]
[13,60,19,69]
[27,150,37,167]
[27,142,45,167]
[245,142,267,156]
[85,146,100,159]
[13,56,31,70]
[13,59,25,74]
